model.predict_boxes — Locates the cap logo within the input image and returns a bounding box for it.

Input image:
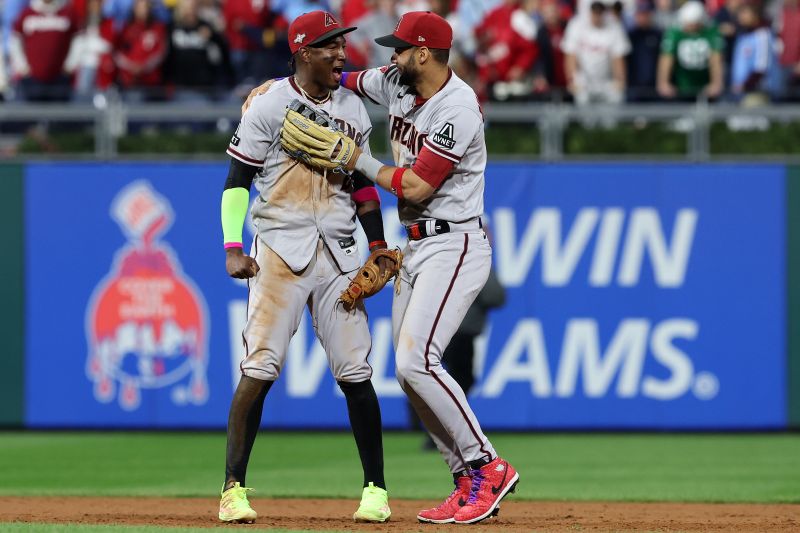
[294,33,305,44]
[418,36,425,42]
[395,16,403,32]
[324,12,336,26]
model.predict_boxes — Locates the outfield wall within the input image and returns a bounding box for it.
[1,161,796,430]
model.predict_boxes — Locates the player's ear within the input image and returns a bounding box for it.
[417,47,430,65]
[299,47,312,65]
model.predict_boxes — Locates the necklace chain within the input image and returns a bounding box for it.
[296,78,331,105]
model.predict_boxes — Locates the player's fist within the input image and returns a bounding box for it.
[226,248,260,279]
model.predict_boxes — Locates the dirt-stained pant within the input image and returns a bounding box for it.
[240,237,373,383]
[393,228,497,473]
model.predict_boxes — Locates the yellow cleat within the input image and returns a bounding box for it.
[353,482,391,523]
[218,482,257,523]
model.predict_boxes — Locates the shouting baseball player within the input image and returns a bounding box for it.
[272,11,520,526]
[218,11,397,524]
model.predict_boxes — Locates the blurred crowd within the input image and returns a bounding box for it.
[1,0,799,106]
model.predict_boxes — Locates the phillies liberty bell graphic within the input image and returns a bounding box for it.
[86,181,209,411]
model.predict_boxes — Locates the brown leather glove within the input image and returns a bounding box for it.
[339,248,403,311]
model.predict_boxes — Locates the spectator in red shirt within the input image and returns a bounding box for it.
[223,0,289,88]
[474,0,541,100]
[9,0,78,101]
[536,0,570,99]
[114,0,167,100]
[340,0,370,28]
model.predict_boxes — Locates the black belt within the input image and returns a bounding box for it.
[405,218,482,241]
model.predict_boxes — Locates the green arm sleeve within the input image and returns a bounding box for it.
[221,187,250,248]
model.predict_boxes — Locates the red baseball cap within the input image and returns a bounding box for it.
[288,11,357,54]
[375,11,453,49]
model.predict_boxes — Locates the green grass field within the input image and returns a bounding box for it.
[2,431,799,532]
[2,431,799,502]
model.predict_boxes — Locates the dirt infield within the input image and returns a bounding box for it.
[1,497,799,532]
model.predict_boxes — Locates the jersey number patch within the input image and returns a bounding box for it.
[431,122,456,150]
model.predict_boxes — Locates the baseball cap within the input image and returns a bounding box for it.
[288,11,357,54]
[374,11,453,49]
[677,1,705,26]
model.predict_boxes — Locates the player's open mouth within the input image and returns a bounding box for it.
[332,67,343,82]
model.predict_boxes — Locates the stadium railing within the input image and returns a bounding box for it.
[2,98,800,160]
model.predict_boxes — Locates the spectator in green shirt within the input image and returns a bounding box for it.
[656,1,724,101]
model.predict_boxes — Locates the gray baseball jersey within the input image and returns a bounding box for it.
[227,77,373,273]
[228,77,376,384]
[345,66,498,471]
[345,66,486,224]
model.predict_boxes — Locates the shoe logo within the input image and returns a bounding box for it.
[397,91,404,99]
[490,463,509,495]
[496,464,505,472]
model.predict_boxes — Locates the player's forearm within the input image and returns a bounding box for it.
[356,203,388,250]
[221,159,258,248]
[221,188,249,249]
[353,152,434,202]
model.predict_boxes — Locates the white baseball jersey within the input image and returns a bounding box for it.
[561,17,631,86]
[227,77,373,273]
[346,66,486,225]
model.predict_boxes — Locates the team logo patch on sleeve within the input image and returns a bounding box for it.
[431,122,456,150]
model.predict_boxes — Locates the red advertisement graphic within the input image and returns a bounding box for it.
[86,181,209,411]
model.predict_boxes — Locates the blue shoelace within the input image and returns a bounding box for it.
[467,470,485,504]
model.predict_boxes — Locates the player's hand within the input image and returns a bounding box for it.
[226,248,260,279]
[242,79,276,115]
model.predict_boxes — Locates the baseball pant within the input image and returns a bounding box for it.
[240,237,373,383]
[393,228,497,472]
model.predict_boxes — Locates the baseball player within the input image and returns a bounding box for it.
[271,11,520,526]
[218,11,394,524]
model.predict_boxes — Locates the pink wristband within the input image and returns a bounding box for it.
[224,242,243,249]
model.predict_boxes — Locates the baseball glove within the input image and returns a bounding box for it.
[340,248,403,311]
[281,99,358,174]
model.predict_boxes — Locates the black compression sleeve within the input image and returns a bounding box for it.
[224,158,260,190]
[351,171,373,192]
[358,209,385,246]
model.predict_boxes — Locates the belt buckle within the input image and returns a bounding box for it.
[408,224,422,240]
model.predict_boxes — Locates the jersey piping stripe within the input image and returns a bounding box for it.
[240,238,256,375]
[355,71,382,106]
[423,233,491,462]
[227,147,264,166]
[423,139,461,163]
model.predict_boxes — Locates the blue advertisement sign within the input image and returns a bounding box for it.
[24,162,786,429]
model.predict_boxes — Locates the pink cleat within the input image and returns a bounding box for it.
[417,475,472,524]
[453,457,519,524]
